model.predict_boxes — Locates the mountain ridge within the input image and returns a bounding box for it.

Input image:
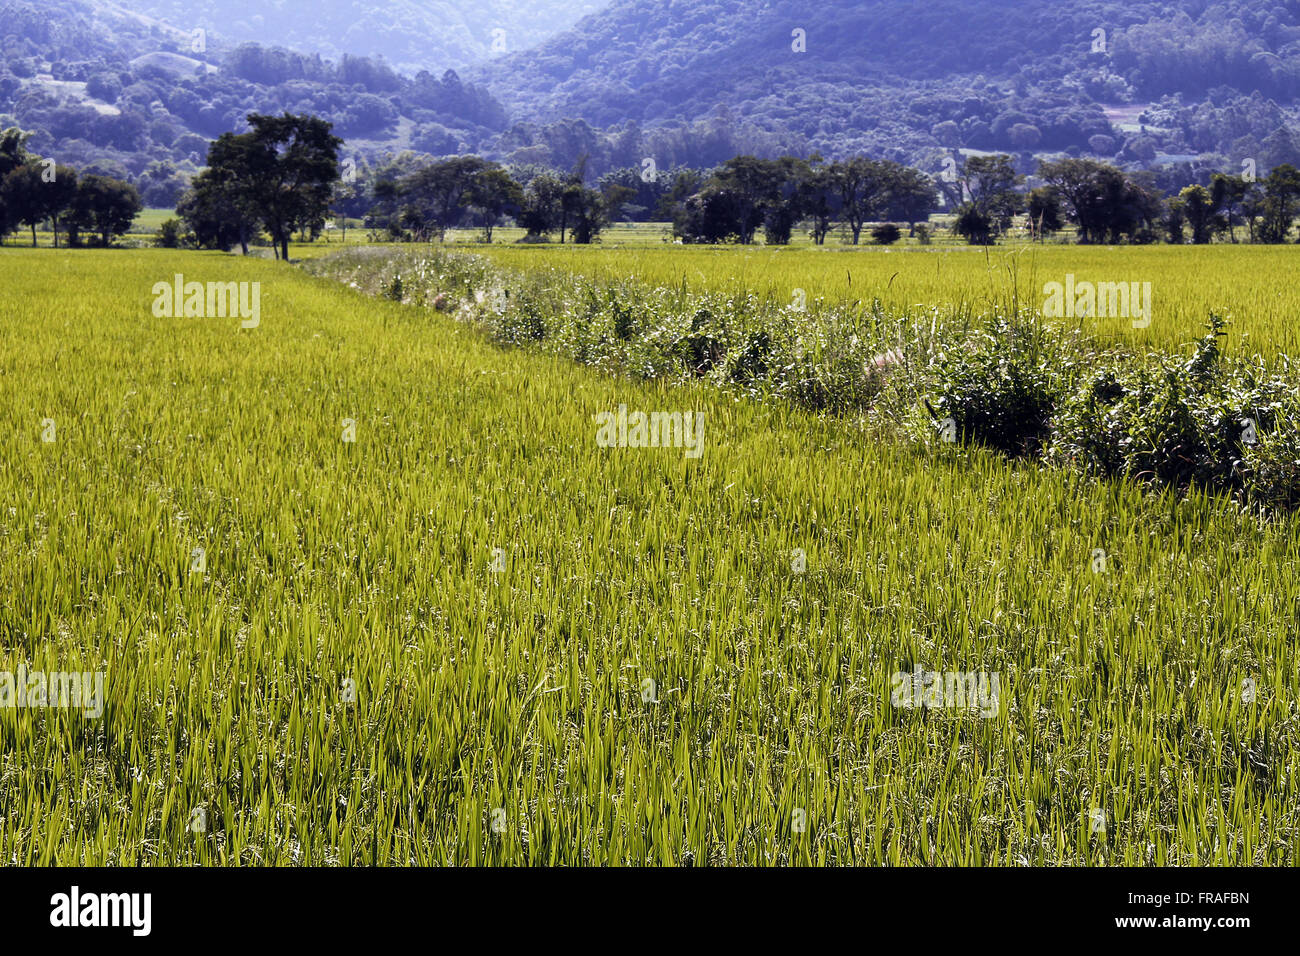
[474,0,1300,166]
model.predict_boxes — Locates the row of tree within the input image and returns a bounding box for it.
[353,150,1300,248]
[962,155,1300,246]
[167,113,1300,253]
[671,156,937,245]
[0,128,143,246]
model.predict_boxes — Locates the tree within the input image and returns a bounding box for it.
[1258,164,1300,244]
[0,162,60,246]
[1007,123,1042,151]
[1178,184,1223,244]
[798,161,839,245]
[1163,198,1186,244]
[177,134,261,253]
[672,185,740,244]
[400,155,489,241]
[518,173,565,239]
[884,165,937,236]
[651,168,704,221]
[760,156,808,245]
[562,176,608,244]
[155,218,183,248]
[1240,179,1267,243]
[954,203,995,245]
[44,165,78,247]
[830,157,889,245]
[597,165,669,222]
[710,156,783,244]
[1039,158,1098,242]
[71,174,142,246]
[330,176,366,243]
[1038,157,1160,244]
[960,154,1023,236]
[1210,173,1250,244]
[201,113,341,259]
[0,127,32,177]
[467,165,523,242]
[138,160,190,208]
[1026,187,1063,240]
[248,113,341,259]
[0,160,73,244]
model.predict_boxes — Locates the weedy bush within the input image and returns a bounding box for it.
[1048,315,1300,511]
[872,223,902,245]
[307,248,1300,511]
[928,316,1060,458]
[382,273,404,301]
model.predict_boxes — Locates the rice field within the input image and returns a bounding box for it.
[1,244,1297,866]
[469,243,1300,356]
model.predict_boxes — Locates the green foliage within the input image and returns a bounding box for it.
[1048,316,1300,511]
[153,217,183,248]
[930,318,1058,457]
[871,223,902,245]
[176,113,341,259]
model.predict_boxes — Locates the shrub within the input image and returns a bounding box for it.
[872,223,902,245]
[1048,315,1300,509]
[929,317,1059,457]
[1045,314,1300,509]
[154,218,183,248]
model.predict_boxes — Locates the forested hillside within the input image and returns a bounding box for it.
[478,0,1300,168]
[4,0,1300,206]
[0,0,508,204]
[109,0,605,73]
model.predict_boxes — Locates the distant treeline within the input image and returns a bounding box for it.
[309,136,1300,248]
[0,127,141,246]
[11,110,1299,252]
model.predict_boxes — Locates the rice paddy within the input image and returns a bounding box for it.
[1,243,1297,866]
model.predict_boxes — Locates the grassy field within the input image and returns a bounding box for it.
[1,245,1297,865]
[464,243,1300,356]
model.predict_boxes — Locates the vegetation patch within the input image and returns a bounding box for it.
[308,246,1300,511]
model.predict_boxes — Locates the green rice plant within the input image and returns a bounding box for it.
[0,245,1297,867]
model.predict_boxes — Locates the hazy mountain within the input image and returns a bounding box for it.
[4,0,1300,202]
[0,0,512,200]
[108,0,609,73]
[476,0,1300,165]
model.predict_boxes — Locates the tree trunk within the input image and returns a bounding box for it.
[31,223,37,247]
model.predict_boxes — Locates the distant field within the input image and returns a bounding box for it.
[466,243,1300,356]
[131,208,174,233]
[38,217,1298,358]
[1,245,1297,865]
